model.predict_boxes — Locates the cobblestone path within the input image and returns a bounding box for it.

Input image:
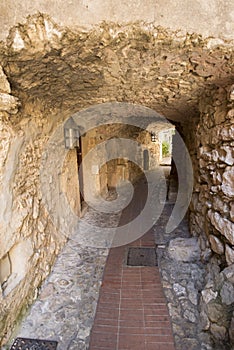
[6,171,211,350]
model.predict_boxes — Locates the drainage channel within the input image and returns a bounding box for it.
[10,337,58,349]
[126,247,158,267]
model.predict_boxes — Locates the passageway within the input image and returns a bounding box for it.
[0,14,233,350]
[89,174,175,350]
[8,168,208,350]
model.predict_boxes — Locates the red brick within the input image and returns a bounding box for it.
[119,319,144,328]
[89,336,117,348]
[95,318,118,327]
[95,309,119,319]
[119,326,145,335]
[146,343,175,350]
[91,325,118,334]
[145,334,174,343]
[145,315,170,322]
[119,309,144,320]
[118,334,145,348]
[144,327,174,336]
[89,218,175,350]
[144,320,171,328]
[120,299,143,309]
[91,332,118,342]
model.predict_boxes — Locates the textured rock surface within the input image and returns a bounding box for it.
[189,84,234,348]
[156,205,212,350]
[168,237,201,262]
[0,13,233,347]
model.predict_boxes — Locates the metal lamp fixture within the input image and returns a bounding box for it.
[151,132,157,142]
[64,117,80,149]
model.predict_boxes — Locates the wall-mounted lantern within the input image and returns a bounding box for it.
[64,117,80,149]
[151,132,157,142]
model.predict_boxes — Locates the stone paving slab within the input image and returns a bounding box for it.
[4,173,215,350]
[13,243,108,350]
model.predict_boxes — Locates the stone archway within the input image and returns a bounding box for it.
[0,14,233,347]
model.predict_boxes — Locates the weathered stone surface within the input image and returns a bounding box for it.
[200,310,210,330]
[225,245,234,266]
[209,235,224,255]
[220,126,234,141]
[230,202,234,222]
[212,197,229,215]
[0,254,11,285]
[0,93,20,114]
[8,15,63,53]
[210,324,227,340]
[222,265,234,284]
[0,12,233,349]
[202,289,218,304]
[173,283,186,297]
[221,167,234,197]
[4,207,115,350]
[0,67,11,94]
[189,84,234,348]
[206,302,226,323]
[219,146,234,166]
[228,85,234,102]
[220,281,234,306]
[229,313,234,344]
[168,237,201,262]
[183,309,197,323]
[208,210,234,245]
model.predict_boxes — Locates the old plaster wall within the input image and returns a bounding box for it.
[0,0,234,42]
[81,124,160,197]
[0,13,233,347]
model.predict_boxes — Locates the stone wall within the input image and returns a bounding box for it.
[189,84,234,347]
[0,13,233,347]
[0,68,66,346]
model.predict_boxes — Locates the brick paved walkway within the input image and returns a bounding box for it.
[89,176,175,350]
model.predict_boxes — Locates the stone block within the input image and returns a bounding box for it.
[219,146,234,166]
[230,202,234,222]
[200,309,210,330]
[207,302,225,323]
[220,281,234,305]
[214,109,226,125]
[225,245,234,266]
[220,125,234,141]
[228,85,234,102]
[209,235,224,255]
[0,254,11,285]
[221,264,234,283]
[0,67,11,94]
[3,240,33,296]
[168,237,201,262]
[229,313,234,344]
[0,93,20,114]
[212,197,229,215]
[208,210,234,245]
[210,323,227,341]
[221,167,234,197]
[202,288,218,304]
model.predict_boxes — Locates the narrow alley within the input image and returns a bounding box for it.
[7,170,214,350]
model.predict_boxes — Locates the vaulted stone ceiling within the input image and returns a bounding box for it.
[0,14,233,125]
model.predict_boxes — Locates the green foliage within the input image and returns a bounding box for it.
[162,141,170,157]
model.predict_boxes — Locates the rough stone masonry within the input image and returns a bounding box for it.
[0,12,233,348]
